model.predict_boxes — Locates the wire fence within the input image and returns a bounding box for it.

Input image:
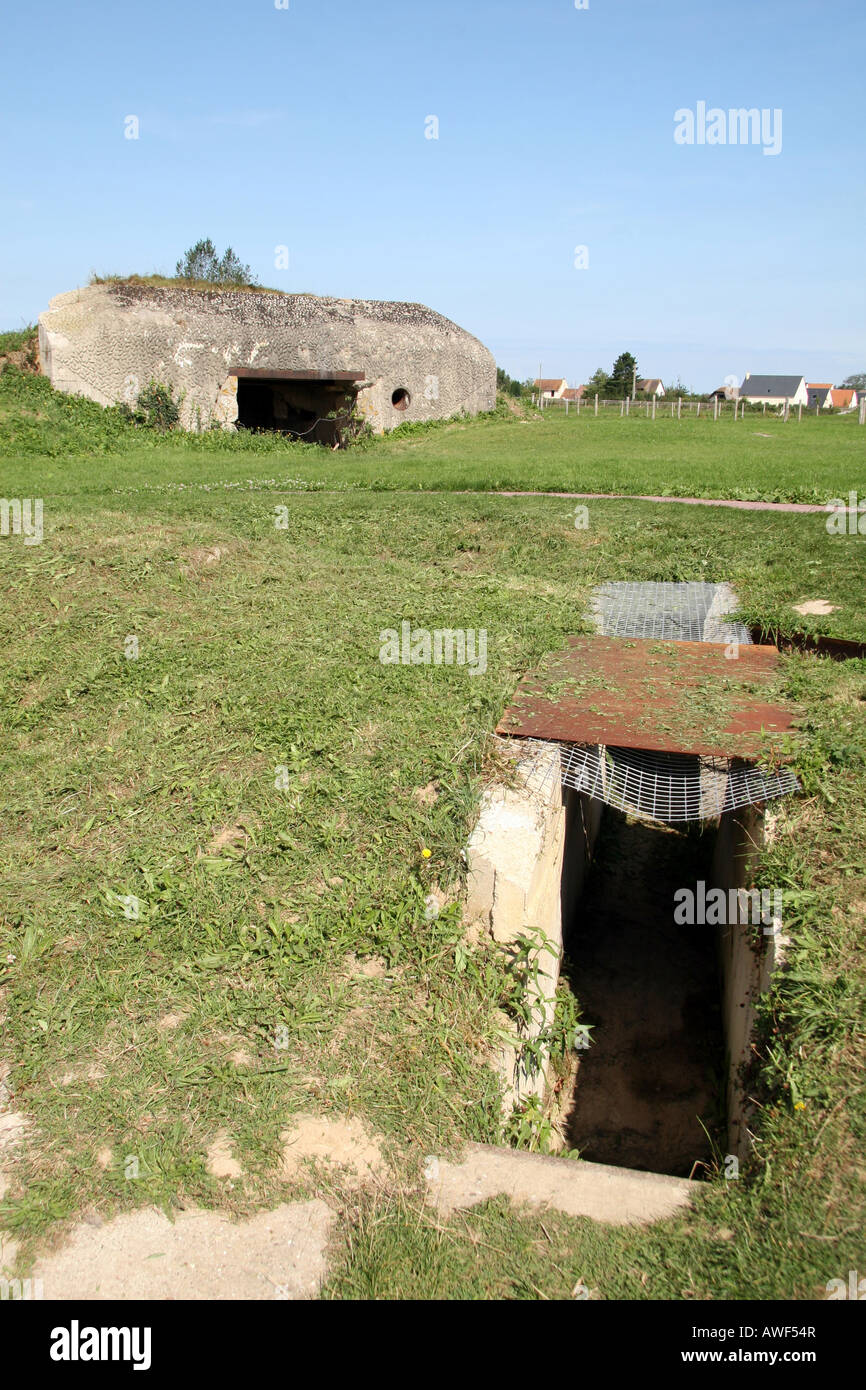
[532,393,864,423]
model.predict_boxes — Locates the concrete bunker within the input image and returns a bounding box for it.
[467,583,798,1181]
[37,283,497,436]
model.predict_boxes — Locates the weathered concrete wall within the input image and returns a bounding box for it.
[711,802,786,1159]
[464,740,601,1110]
[38,283,496,434]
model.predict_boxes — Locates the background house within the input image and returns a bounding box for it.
[827,387,858,410]
[637,378,665,398]
[806,382,833,409]
[740,373,808,406]
[533,378,567,399]
[561,387,585,402]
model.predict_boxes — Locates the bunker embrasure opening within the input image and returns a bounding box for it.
[234,368,363,445]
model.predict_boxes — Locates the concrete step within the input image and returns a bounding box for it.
[424,1142,697,1226]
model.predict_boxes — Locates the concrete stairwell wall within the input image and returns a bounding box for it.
[464,740,602,1111]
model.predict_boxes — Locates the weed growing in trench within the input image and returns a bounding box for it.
[502,1095,554,1152]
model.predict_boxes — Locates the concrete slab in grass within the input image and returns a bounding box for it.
[424,1143,696,1226]
[29,1200,334,1300]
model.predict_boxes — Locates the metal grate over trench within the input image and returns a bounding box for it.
[554,582,799,823]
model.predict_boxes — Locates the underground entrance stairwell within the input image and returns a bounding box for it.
[469,583,799,1182]
[560,811,725,1177]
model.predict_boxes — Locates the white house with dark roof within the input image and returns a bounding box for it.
[740,373,807,406]
[806,382,833,409]
[637,378,665,397]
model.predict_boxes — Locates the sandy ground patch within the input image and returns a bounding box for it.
[29,1201,333,1300]
[280,1114,385,1185]
[793,599,839,616]
[206,1131,243,1181]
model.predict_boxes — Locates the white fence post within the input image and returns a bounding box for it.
[594,393,598,416]
[652,396,656,420]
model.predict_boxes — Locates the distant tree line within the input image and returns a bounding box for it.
[496,367,533,397]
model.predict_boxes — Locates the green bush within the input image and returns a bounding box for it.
[120,380,181,433]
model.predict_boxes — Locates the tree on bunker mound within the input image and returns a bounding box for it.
[174,238,259,288]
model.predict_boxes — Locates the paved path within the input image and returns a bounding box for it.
[496,490,826,514]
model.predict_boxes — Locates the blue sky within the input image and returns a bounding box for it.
[2,0,863,391]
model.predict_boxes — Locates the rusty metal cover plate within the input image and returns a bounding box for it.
[496,636,796,759]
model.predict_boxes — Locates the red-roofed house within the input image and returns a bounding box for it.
[827,388,858,410]
[533,378,568,399]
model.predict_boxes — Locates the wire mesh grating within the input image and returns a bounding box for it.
[591,580,752,645]
[558,743,799,823]
[529,581,800,822]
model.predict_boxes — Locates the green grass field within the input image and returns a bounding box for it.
[1,366,864,1298]
[1,364,863,504]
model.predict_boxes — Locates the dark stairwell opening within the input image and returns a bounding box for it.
[558,808,726,1179]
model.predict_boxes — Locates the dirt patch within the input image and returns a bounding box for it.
[0,1062,29,1202]
[343,953,389,980]
[0,339,40,375]
[179,545,227,578]
[56,1063,106,1087]
[206,1131,243,1181]
[793,599,839,616]
[0,1115,28,1201]
[280,1114,386,1185]
[156,1012,186,1032]
[206,822,251,854]
[414,781,439,806]
[28,1201,333,1300]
